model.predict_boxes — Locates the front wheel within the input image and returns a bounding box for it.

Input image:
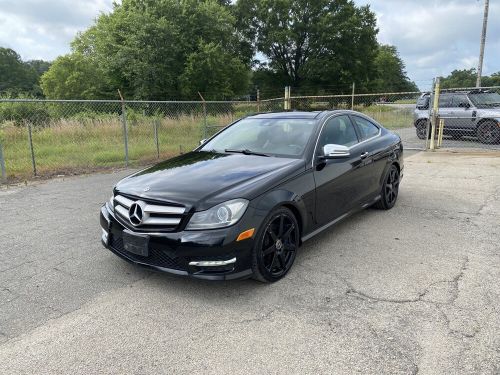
[476,121,500,144]
[374,164,400,210]
[251,207,300,283]
[415,120,429,140]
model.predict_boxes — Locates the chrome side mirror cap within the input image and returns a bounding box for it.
[322,144,350,159]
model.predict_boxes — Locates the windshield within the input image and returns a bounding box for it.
[200,117,317,157]
[468,92,500,107]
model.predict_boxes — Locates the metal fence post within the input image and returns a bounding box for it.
[257,89,261,113]
[0,141,6,182]
[351,82,355,110]
[154,118,160,159]
[429,77,441,151]
[284,86,292,110]
[118,90,129,166]
[27,121,37,176]
[198,92,207,140]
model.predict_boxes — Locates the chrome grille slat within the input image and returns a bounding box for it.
[115,195,133,208]
[142,217,181,225]
[115,204,129,219]
[113,194,185,230]
[144,204,185,215]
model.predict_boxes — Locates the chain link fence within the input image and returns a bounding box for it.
[0,98,284,181]
[421,86,500,151]
[1,87,499,183]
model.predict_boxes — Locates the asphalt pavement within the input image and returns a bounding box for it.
[0,150,499,374]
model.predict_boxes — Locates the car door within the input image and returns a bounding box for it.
[449,94,475,129]
[313,114,364,226]
[350,115,387,200]
[438,94,457,130]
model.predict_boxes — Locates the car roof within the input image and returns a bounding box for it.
[248,111,325,120]
[421,88,495,96]
[247,110,358,121]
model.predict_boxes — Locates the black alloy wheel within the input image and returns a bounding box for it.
[252,207,299,283]
[476,121,500,144]
[374,164,400,210]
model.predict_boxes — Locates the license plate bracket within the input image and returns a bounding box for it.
[122,230,149,257]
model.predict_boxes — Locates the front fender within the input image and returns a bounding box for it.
[250,189,309,237]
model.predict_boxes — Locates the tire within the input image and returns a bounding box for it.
[415,120,429,140]
[374,164,400,210]
[476,120,500,144]
[251,207,300,283]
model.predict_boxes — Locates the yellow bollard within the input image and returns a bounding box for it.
[437,119,444,148]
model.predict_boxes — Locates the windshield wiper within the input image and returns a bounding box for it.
[224,148,270,157]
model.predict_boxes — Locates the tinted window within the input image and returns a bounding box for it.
[416,96,429,109]
[318,115,358,151]
[439,94,453,108]
[451,94,469,108]
[352,116,379,141]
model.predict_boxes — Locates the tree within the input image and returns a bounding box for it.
[179,42,249,99]
[440,69,500,89]
[237,0,379,92]
[0,47,37,95]
[40,54,109,99]
[372,45,418,92]
[441,69,477,89]
[49,0,252,100]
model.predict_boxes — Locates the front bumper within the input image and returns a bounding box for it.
[100,204,255,280]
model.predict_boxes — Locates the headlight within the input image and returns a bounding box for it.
[186,199,249,230]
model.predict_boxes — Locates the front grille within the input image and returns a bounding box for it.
[113,194,186,232]
[110,235,185,271]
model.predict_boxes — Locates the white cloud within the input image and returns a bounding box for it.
[0,0,498,91]
[0,0,115,60]
[356,0,500,89]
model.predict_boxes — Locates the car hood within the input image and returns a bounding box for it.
[477,108,500,117]
[115,151,305,210]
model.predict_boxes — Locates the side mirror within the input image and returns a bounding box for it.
[199,139,207,145]
[458,102,470,109]
[322,144,350,159]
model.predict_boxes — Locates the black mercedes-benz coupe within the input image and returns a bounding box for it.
[100,110,403,282]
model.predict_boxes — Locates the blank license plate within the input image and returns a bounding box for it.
[122,230,149,256]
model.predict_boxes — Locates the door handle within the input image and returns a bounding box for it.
[360,152,370,159]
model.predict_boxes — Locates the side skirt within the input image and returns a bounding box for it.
[301,194,381,242]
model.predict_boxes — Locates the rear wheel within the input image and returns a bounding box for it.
[252,207,299,283]
[374,165,400,210]
[476,120,500,144]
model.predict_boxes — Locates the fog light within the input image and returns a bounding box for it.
[101,228,109,245]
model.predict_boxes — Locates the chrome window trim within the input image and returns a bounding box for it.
[311,113,381,167]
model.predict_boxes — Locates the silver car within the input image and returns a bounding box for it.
[413,89,500,144]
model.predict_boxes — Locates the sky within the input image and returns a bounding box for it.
[0,0,498,91]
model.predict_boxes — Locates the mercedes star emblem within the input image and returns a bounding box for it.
[128,201,146,226]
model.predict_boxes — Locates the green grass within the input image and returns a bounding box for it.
[356,105,414,129]
[0,114,228,180]
[0,104,412,181]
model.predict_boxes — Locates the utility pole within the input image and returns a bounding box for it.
[476,0,489,87]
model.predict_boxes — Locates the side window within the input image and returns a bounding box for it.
[352,116,379,141]
[439,94,453,108]
[318,115,358,152]
[452,94,469,108]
